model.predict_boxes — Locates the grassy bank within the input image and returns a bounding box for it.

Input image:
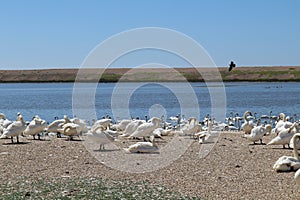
[0,66,299,82]
[0,177,199,199]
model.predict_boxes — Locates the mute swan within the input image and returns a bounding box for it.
[273,113,293,135]
[23,116,47,140]
[273,133,300,172]
[124,135,158,153]
[1,119,12,129]
[46,115,70,138]
[71,117,88,133]
[0,113,6,120]
[267,122,298,148]
[195,120,213,144]
[0,116,27,143]
[119,120,145,137]
[61,123,82,140]
[111,119,131,131]
[87,125,116,150]
[179,117,202,136]
[241,111,255,134]
[153,128,172,138]
[295,168,300,185]
[243,124,272,144]
[128,117,161,139]
[91,119,111,131]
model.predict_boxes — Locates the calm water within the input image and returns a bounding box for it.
[0,82,299,123]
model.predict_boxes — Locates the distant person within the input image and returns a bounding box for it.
[228,61,236,72]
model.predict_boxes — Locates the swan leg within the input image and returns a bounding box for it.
[38,134,41,140]
[57,132,61,138]
[11,137,14,143]
[16,136,19,143]
[283,144,286,149]
[260,139,263,144]
[33,135,36,140]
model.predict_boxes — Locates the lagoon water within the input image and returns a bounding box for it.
[0,82,299,123]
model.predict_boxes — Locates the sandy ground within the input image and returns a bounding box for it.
[0,131,299,199]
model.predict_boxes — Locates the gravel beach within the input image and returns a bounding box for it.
[0,131,299,199]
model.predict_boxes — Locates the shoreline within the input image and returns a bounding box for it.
[0,66,300,82]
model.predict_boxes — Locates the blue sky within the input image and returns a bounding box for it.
[0,0,299,69]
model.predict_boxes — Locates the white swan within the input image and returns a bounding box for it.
[128,117,161,139]
[272,113,293,135]
[119,120,145,137]
[23,116,47,140]
[153,128,172,138]
[267,122,298,148]
[71,117,88,133]
[243,124,272,144]
[46,115,71,137]
[61,123,82,140]
[87,125,116,150]
[273,133,300,172]
[195,120,213,144]
[0,116,27,143]
[91,118,111,131]
[124,135,158,153]
[241,111,255,134]
[111,119,132,131]
[180,117,202,137]
[295,168,300,185]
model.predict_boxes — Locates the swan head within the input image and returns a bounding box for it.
[94,125,105,133]
[279,113,286,121]
[243,111,252,121]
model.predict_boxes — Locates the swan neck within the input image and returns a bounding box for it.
[293,134,300,160]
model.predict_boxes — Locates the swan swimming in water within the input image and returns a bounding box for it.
[0,116,27,143]
[124,135,158,153]
[273,133,300,172]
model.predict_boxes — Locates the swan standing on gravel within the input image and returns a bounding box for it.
[0,116,27,143]
[128,117,161,139]
[111,119,132,131]
[181,117,202,137]
[23,116,47,140]
[273,133,300,172]
[267,122,298,148]
[294,168,300,185]
[61,123,82,140]
[46,115,70,138]
[71,117,88,133]
[119,120,145,137]
[124,135,158,153]
[91,118,111,132]
[241,111,255,134]
[243,124,272,144]
[87,125,116,150]
[272,113,293,135]
[195,119,213,144]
